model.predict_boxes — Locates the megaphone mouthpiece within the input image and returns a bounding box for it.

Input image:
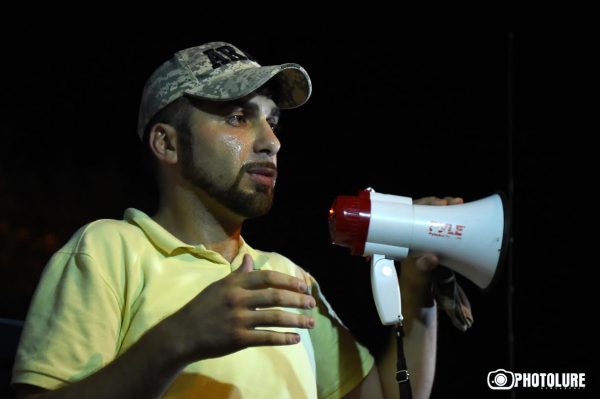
[328,190,371,255]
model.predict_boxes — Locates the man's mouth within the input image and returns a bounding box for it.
[246,164,278,186]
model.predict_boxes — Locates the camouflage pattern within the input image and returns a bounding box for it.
[137,41,312,139]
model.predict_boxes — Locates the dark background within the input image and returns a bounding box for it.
[1,30,589,398]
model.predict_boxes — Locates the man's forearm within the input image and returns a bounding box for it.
[402,305,437,399]
[376,297,437,399]
[19,322,186,399]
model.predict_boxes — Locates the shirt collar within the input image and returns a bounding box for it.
[124,208,267,269]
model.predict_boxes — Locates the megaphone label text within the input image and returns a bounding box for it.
[428,222,465,239]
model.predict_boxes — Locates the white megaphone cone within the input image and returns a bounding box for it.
[329,188,509,325]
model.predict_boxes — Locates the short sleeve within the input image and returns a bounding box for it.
[12,250,122,390]
[306,275,375,399]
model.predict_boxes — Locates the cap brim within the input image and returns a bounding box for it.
[184,63,312,109]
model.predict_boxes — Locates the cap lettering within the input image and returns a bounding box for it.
[204,48,232,68]
[204,46,251,69]
[216,45,248,62]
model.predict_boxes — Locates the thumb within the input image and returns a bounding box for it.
[235,254,254,273]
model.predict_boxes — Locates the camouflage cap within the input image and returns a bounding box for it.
[137,41,312,139]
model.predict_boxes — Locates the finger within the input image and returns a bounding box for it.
[243,289,316,310]
[238,329,301,347]
[247,309,315,329]
[414,196,448,206]
[444,196,464,205]
[240,270,308,293]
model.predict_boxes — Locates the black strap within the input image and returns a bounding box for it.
[395,325,412,399]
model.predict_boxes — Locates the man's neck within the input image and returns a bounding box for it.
[152,187,244,263]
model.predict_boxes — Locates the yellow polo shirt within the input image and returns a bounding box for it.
[12,208,374,398]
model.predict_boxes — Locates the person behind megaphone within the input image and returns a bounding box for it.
[12,41,470,399]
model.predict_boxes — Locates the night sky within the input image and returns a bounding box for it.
[1,29,588,398]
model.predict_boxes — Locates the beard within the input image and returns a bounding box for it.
[179,135,275,218]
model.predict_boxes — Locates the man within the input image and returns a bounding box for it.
[13,41,458,398]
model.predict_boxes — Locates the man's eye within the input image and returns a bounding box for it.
[227,115,247,126]
[268,119,280,131]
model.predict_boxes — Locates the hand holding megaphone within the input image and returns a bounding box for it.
[329,188,508,325]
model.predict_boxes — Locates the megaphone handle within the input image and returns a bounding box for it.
[371,255,403,325]
[370,255,413,397]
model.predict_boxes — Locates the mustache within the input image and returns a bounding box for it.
[241,162,278,174]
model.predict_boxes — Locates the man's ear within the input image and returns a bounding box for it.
[148,123,178,165]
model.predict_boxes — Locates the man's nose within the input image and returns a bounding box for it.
[254,119,281,156]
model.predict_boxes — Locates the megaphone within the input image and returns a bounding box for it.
[329,188,509,325]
